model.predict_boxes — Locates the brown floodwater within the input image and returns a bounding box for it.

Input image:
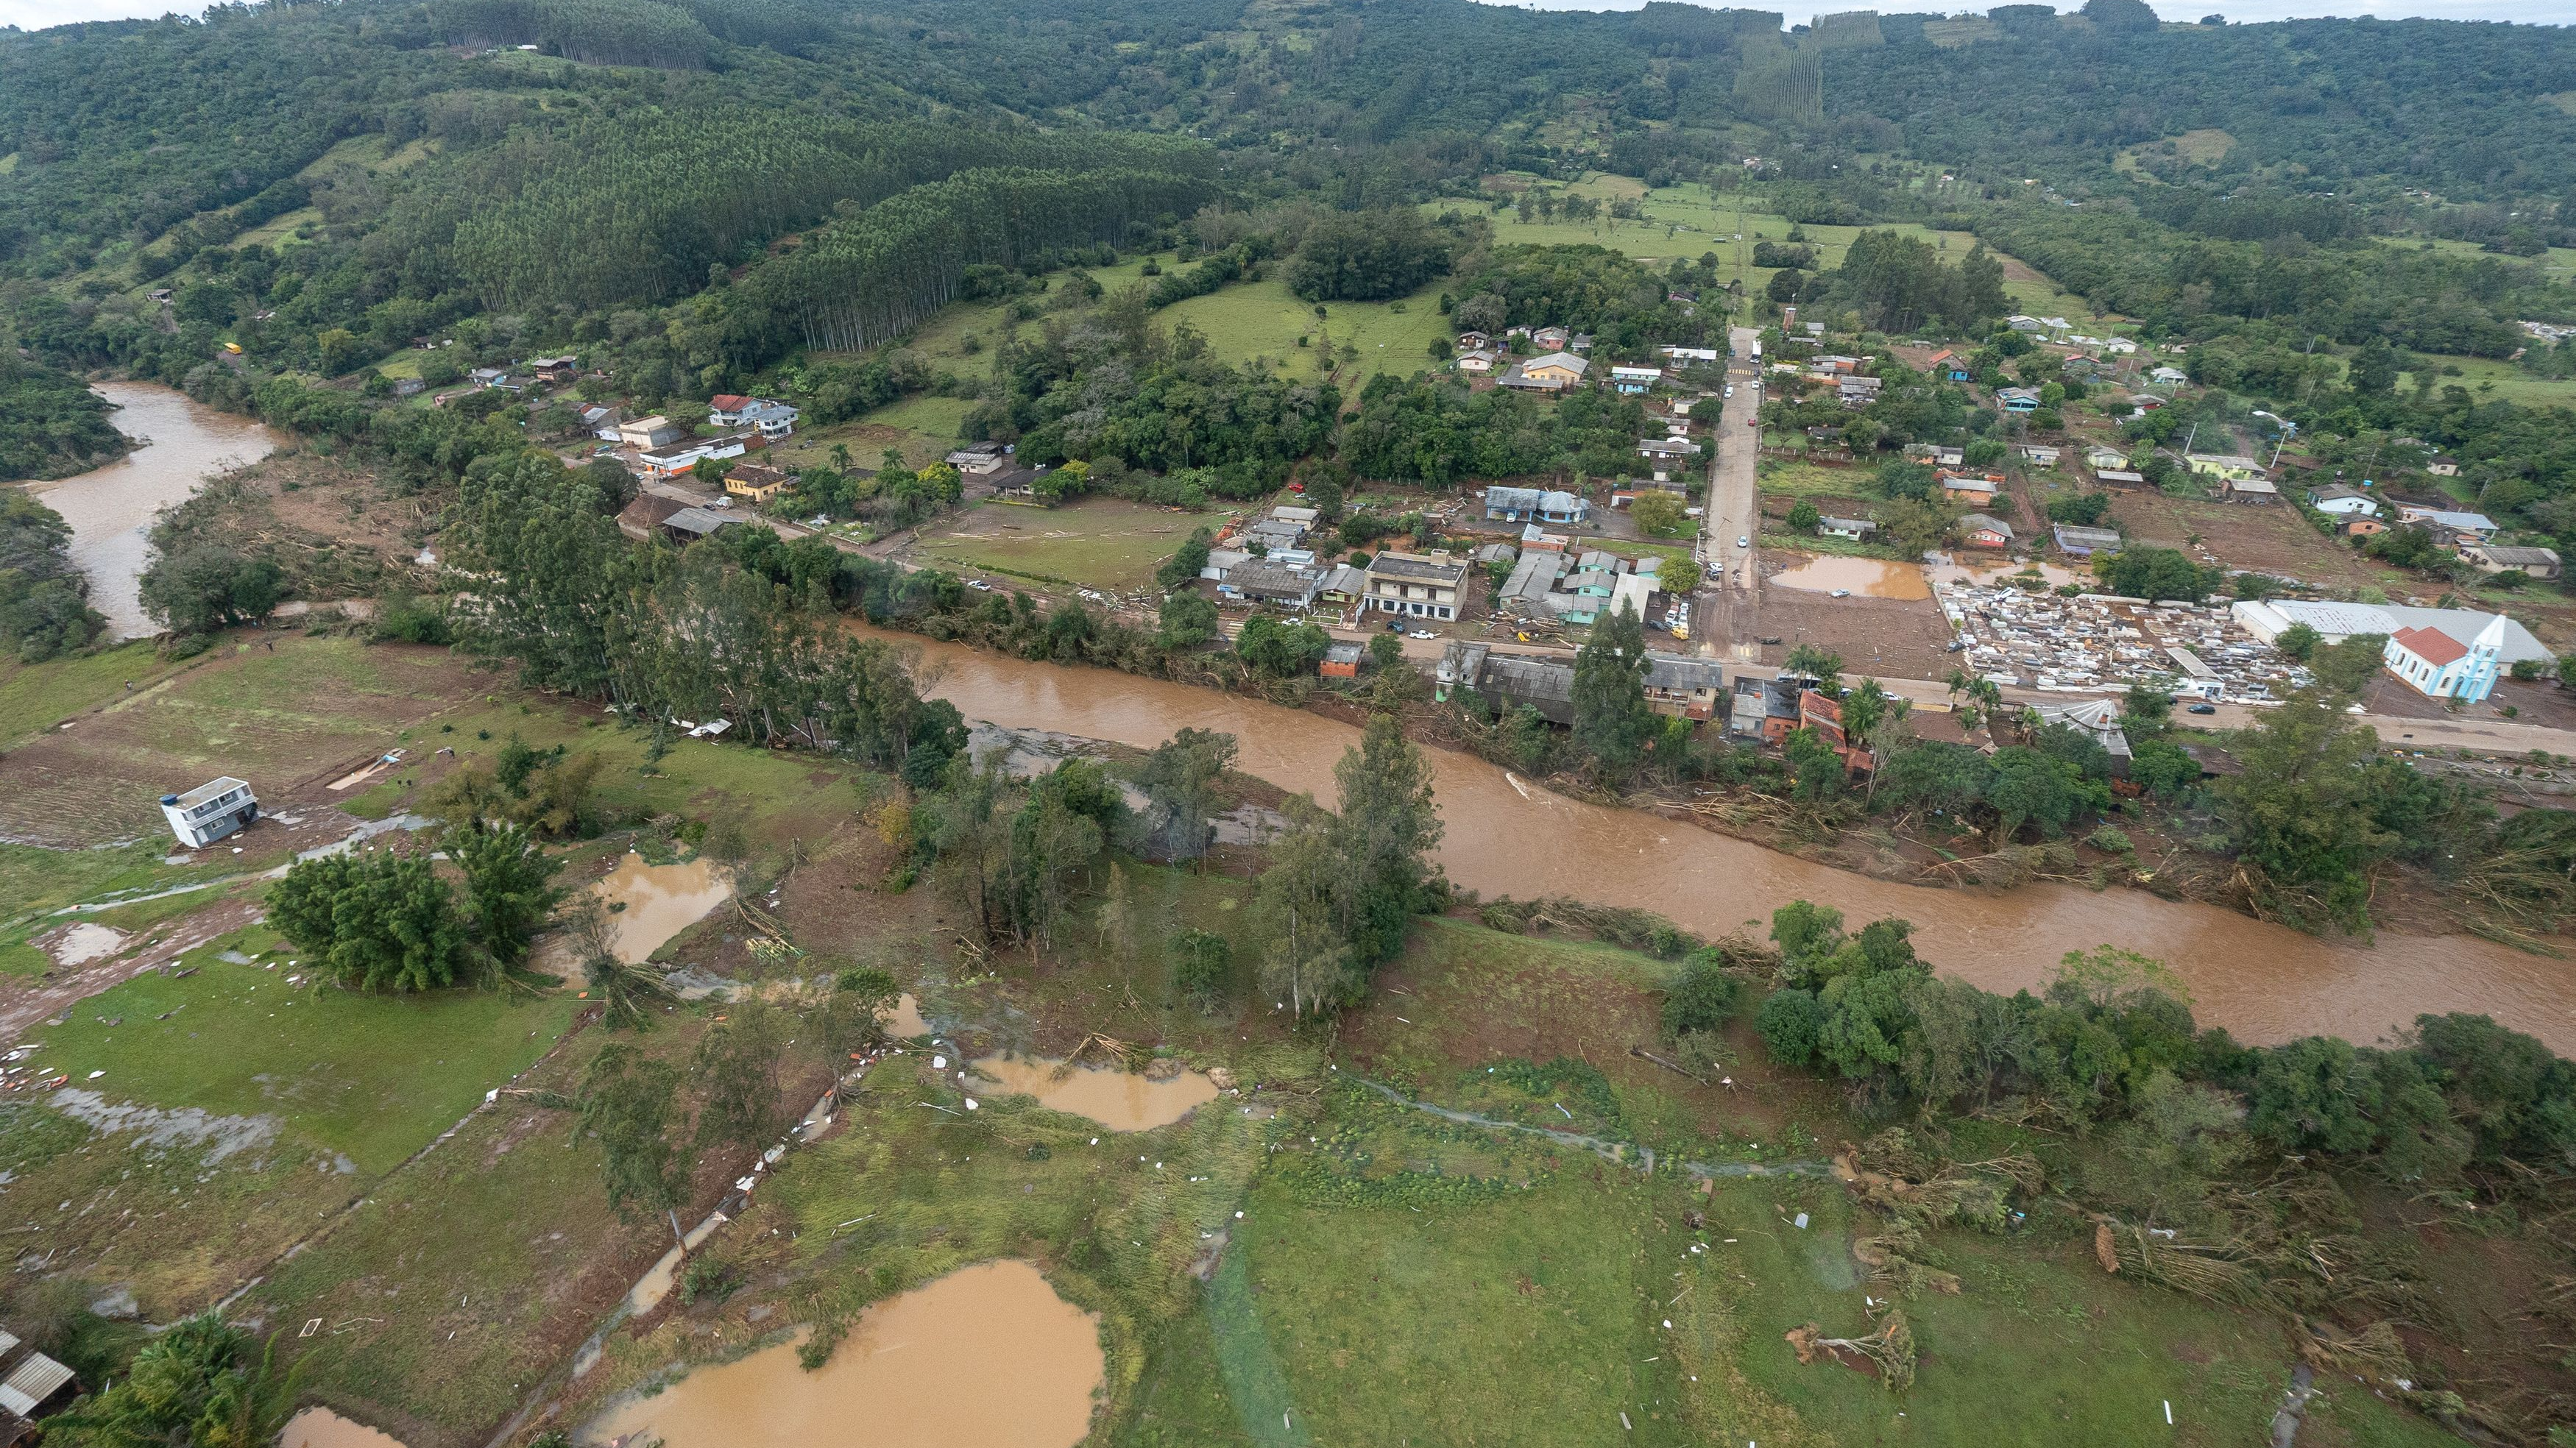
[280,1407,408,1448]
[582,1259,1104,1448]
[969,1055,1219,1131]
[589,853,733,963]
[862,627,2576,1052]
[22,382,283,639]
[888,991,930,1037]
[1767,554,1932,600]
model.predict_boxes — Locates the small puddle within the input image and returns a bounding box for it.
[588,854,732,964]
[887,992,930,1037]
[281,1407,408,1448]
[43,922,128,968]
[583,1260,1104,1448]
[969,1055,1218,1132]
[1768,555,1931,600]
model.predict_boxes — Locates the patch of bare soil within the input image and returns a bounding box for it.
[0,892,263,1042]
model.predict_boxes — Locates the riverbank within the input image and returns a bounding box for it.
[859,625,2576,1054]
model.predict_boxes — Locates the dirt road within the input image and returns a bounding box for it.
[1696,324,1764,658]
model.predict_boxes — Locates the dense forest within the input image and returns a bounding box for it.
[0,355,124,481]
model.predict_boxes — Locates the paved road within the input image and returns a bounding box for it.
[1697,324,1764,658]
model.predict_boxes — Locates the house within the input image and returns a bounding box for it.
[725,462,791,504]
[1610,570,1657,623]
[946,441,1013,475]
[2383,617,2508,703]
[2226,477,2280,503]
[1610,365,1664,395]
[1473,542,1518,567]
[1660,345,1722,364]
[660,505,739,544]
[1272,505,1320,526]
[620,416,685,450]
[1817,516,1877,541]
[160,776,258,849]
[1811,355,1860,375]
[637,433,751,478]
[2033,699,2131,776]
[1321,564,1370,605]
[1485,486,1544,522]
[1568,333,1595,353]
[2126,392,2165,411]
[1320,641,1365,679]
[1241,517,1307,555]
[983,465,1041,499]
[2085,444,2129,470]
[1497,551,1568,616]
[2393,504,2498,539]
[0,1335,76,1440]
[2340,515,2388,538]
[618,494,687,542]
[2007,314,2046,333]
[531,355,581,383]
[1939,472,2000,504]
[1927,349,1972,382]
[710,395,798,437]
[2149,366,2190,386]
[1498,352,1588,392]
[1995,386,2042,414]
[2462,544,2563,581]
[2104,337,2138,355]
[1635,434,1703,464]
[2019,444,2060,468]
[1217,561,1323,609]
[1641,654,1727,720]
[1838,375,1883,406]
[2186,453,2270,483]
[1960,513,2014,549]
[470,366,510,388]
[2306,483,2377,517]
[394,377,426,399]
[2427,457,2460,478]
[2232,600,2551,674]
[1365,550,1468,621]
[1455,349,1499,375]
[2053,523,2123,556]
[1532,326,1571,352]
[2094,468,2147,488]
[1455,330,1491,350]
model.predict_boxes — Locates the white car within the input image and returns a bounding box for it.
[1409,629,1435,640]
[1723,384,1734,398]
[1735,535,1750,550]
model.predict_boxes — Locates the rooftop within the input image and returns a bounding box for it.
[2391,625,2467,667]
[1368,551,1468,584]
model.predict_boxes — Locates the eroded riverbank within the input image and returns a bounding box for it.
[861,627,2576,1052]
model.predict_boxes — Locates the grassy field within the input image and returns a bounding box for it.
[0,639,188,746]
[1758,457,1878,498]
[1164,273,1451,382]
[916,495,1235,594]
[2398,352,2576,410]
[21,923,575,1172]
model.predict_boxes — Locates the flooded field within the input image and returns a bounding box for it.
[587,854,732,963]
[1767,554,1931,600]
[583,1260,1103,1448]
[25,382,283,638]
[970,1055,1218,1131]
[280,1407,408,1448]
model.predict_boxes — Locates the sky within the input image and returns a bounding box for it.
[4,0,2568,29]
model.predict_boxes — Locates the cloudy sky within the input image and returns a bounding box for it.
[5,0,2568,30]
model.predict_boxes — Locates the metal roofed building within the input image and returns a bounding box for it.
[2230,598,2552,665]
[160,777,258,849]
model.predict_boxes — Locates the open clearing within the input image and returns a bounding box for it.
[1164,272,1451,381]
[915,495,1234,593]
[2106,493,2394,592]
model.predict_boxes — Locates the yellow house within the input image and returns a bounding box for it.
[2184,452,2268,483]
[1500,352,1590,393]
[725,462,791,503]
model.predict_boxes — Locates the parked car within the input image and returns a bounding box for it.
[1385,619,1404,632]
[2187,703,2217,714]
[1735,535,1749,550]
[1409,629,1435,640]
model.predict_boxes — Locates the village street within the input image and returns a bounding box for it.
[1694,323,1766,661]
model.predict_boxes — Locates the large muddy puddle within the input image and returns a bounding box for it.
[969,1055,1218,1132]
[888,991,930,1037]
[1767,554,1931,600]
[587,854,732,964]
[281,1407,408,1448]
[584,1260,1103,1448]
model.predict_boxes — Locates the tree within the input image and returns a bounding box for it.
[2274,622,2323,661]
[448,822,563,970]
[1236,614,1331,678]
[1156,528,1214,592]
[1157,590,1219,648]
[1663,948,1742,1037]
[1787,498,1822,532]
[2099,546,2213,602]
[1286,209,1451,302]
[0,491,105,663]
[1986,746,2099,839]
[2212,691,2393,929]
[817,965,902,1062]
[2045,491,2111,526]
[1757,987,1827,1066]
[1783,643,1844,691]
[1331,713,1443,972]
[580,1043,689,1246]
[1136,727,1236,861]
[40,1312,300,1448]
[693,996,787,1154]
[1632,491,1688,536]
[1170,928,1232,1011]
[1572,601,1658,778]
[2307,634,2388,698]
[1659,556,1702,593]
[138,542,286,636]
[267,851,474,992]
[1251,801,1352,1018]
[1785,725,1847,803]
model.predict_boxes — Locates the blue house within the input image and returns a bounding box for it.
[1996,386,2041,414]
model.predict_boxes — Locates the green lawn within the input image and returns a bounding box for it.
[20,923,576,1172]
[2399,352,2576,410]
[1164,274,1451,383]
[916,496,1234,593]
[0,639,185,746]
[1758,458,1878,498]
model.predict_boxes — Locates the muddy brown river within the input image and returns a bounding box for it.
[874,629,2576,1053]
[22,382,283,639]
